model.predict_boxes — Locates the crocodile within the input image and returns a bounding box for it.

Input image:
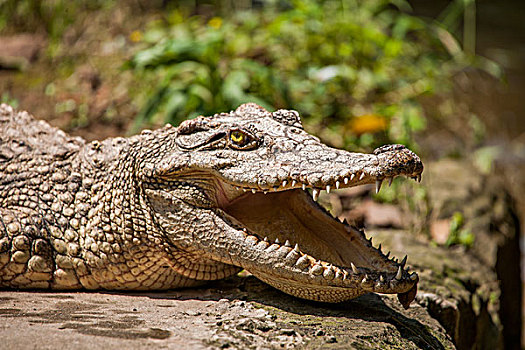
[0,103,423,308]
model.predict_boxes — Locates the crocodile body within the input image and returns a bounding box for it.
[0,103,423,307]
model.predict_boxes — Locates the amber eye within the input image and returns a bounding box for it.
[230,130,247,145]
[228,129,258,150]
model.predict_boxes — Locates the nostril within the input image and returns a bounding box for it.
[373,144,407,155]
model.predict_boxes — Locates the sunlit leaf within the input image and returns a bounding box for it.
[350,114,388,135]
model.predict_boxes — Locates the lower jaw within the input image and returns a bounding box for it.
[252,270,368,302]
[219,187,417,304]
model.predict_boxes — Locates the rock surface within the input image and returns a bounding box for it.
[370,230,501,350]
[0,273,453,349]
[412,159,520,349]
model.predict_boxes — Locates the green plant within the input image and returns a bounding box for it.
[128,0,476,147]
[0,92,19,108]
[445,212,475,248]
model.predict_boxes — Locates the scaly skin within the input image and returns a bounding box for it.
[0,103,423,308]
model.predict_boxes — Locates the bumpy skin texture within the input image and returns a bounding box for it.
[0,103,423,307]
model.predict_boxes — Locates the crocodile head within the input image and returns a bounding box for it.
[143,103,423,308]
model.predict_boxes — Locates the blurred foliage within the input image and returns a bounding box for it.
[0,0,492,149]
[473,145,502,174]
[0,0,116,56]
[1,92,19,108]
[445,211,475,248]
[127,0,477,148]
[0,0,116,33]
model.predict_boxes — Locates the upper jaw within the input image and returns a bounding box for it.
[219,143,423,201]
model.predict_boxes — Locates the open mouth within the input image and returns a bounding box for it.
[213,160,422,308]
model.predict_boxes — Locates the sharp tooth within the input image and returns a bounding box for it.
[243,188,247,192]
[293,244,299,252]
[284,240,291,247]
[302,183,306,190]
[385,251,390,258]
[264,191,268,194]
[266,243,278,252]
[375,179,383,193]
[312,189,319,201]
[400,255,407,268]
[344,177,349,184]
[251,188,257,194]
[380,275,384,282]
[351,262,358,274]
[326,185,331,193]
[286,248,300,260]
[417,174,422,182]
[362,275,369,284]
[335,180,340,189]
[256,240,269,249]
[310,264,324,276]
[296,255,310,269]
[359,173,365,180]
[323,265,335,279]
[246,235,259,245]
[388,177,394,187]
[263,237,268,242]
[282,180,287,187]
[275,238,280,244]
[350,173,355,181]
[395,266,403,280]
[410,272,418,281]
[292,180,297,187]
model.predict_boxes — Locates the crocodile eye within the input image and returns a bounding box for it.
[228,129,257,150]
[230,130,246,144]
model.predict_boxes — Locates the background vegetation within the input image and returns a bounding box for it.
[0,0,496,151]
[126,0,493,150]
